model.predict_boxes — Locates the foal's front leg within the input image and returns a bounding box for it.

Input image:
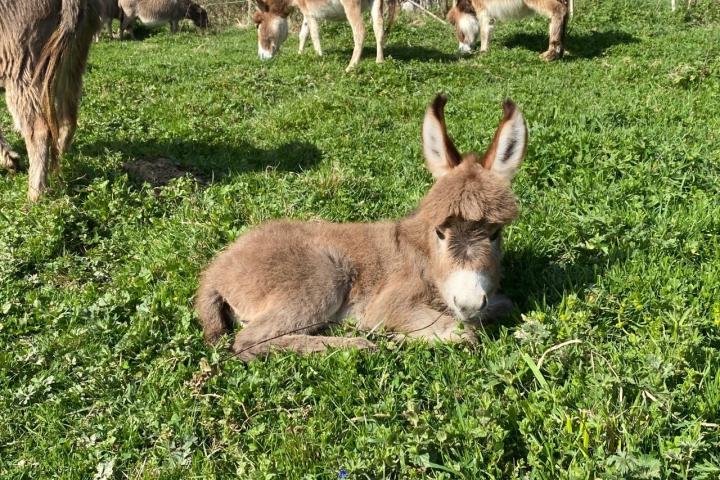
[394,307,478,344]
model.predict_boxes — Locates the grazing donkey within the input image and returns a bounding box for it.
[118,0,209,39]
[446,0,569,60]
[196,95,528,362]
[253,0,397,71]
[95,0,123,41]
[0,0,100,201]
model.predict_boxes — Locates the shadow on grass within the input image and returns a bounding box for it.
[72,138,323,187]
[503,30,639,59]
[333,45,458,63]
[385,45,459,63]
[120,23,205,41]
[482,245,613,333]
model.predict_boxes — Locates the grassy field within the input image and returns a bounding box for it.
[1,0,719,477]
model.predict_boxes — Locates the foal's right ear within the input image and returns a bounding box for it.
[423,94,463,178]
[481,99,527,181]
[256,0,269,12]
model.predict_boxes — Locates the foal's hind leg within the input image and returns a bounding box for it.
[524,0,568,60]
[229,247,374,362]
[233,320,375,362]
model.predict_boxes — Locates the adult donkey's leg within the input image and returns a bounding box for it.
[525,0,568,60]
[341,0,366,70]
[298,17,309,53]
[308,17,323,56]
[5,84,52,201]
[370,0,385,63]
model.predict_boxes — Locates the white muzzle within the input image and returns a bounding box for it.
[442,270,494,320]
[259,46,274,60]
[458,42,473,54]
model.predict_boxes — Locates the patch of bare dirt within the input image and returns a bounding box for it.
[122,157,205,187]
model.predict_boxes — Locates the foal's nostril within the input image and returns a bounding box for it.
[478,295,487,311]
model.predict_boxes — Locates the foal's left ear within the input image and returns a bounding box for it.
[423,94,463,178]
[481,99,527,181]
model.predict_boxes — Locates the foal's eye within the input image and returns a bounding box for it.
[489,228,502,242]
[435,227,446,240]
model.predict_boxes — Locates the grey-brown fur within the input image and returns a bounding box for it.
[118,0,208,38]
[95,0,123,40]
[196,95,529,362]
[0,0,100,201]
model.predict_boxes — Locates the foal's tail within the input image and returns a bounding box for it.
[195,280,233,345]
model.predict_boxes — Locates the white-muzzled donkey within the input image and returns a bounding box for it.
[253,0,397,71]
[447,0,569,60]
[196,94,528,362]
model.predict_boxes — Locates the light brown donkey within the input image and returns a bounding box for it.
[253,0,397,71]
[447,0,569,60]
[196,94,528,362]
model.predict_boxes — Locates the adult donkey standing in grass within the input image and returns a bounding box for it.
[253,0,397,71]
[0,0,100,201]
[118,0,209,39]
[196,95,528,361]
[447,0,569,60]
[95,0,124,41]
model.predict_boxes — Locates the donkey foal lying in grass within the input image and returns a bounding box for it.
[196,95,528,362]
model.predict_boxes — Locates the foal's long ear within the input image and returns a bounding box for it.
[481,99,527,181]
[256,0,269,12]
[423,94,463,179]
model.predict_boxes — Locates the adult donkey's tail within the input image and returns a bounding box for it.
[385,0,398,34]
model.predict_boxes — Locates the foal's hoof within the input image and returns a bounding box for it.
[233,346,259,363]
[347,337,378,351]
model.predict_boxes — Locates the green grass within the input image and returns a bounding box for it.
[1,0,719,477]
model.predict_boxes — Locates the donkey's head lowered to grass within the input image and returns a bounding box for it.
[196,94,528,361]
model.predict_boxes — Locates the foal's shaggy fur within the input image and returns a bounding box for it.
[197,95,528,362]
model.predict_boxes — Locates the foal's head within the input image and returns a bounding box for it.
[418,95,527,321]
